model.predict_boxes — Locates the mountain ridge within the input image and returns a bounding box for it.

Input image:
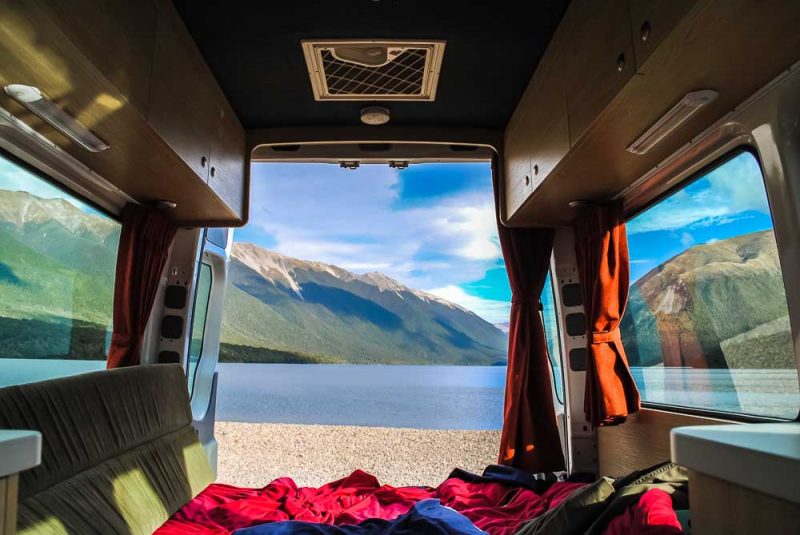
[222,242,508,365]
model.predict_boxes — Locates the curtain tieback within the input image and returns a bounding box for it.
[590,329,621,345]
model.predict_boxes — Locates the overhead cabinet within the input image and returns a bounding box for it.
[563,0,635,147]
[628,0,698,72]
[0,0,248,225]
[502,0,704,222]
[503,41,570,222]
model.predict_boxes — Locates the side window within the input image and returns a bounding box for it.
[187,261,212,396]
[621,150,799,419]
[541,271,565,405]
[0,153,120,386]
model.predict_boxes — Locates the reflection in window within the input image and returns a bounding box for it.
[541,272,564,404]
[0,154,119,387]
[188,262,212,396]
[621,151,799,419]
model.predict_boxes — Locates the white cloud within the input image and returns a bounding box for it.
[241,162,508,322]
[628,153,769,235]
[427,285,510,324]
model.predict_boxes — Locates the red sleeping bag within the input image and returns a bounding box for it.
[155,470,585,535]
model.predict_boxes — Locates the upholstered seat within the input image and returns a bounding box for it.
[0,364,213,535]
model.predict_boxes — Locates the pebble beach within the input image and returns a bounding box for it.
[216,421,502,488]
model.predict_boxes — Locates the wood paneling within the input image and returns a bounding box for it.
[503,112,534,218]
[563,0,635,146]
[688,470,800,535]
[628,0,697,72]
[148,0,217,182]
[507,0,800,227]
[0,475,18,535]
[597,408,731,478]
[502,7,570,221]
[209,103,247,221]
[33,0,158,111]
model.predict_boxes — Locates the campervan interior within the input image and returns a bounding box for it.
[0,0,799,533]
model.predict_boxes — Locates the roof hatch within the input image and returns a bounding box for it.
[301,39,446,101]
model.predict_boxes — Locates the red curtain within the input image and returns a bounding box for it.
[574,201,640,426]
[492,158,565,473]
[107,203,177,368]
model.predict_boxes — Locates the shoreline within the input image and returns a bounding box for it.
[216,421,502,488]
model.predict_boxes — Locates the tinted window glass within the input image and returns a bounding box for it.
[188,262,212,396]
[542,272,565,404]
[0,154,119,386]
[622,151,799,419]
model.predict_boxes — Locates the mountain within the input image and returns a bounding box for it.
[0,189,120,359]
[0,189,507,364]
[221,242,508,365]
[620,229,794,369]
[494,322,510,334]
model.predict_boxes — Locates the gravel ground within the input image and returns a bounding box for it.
[216,421,502,488]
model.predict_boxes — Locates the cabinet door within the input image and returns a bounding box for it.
[208,104,246,219]
[147,0,216,181]
[33,0,157,111]
[564,0,635,145]
[629,0,697,71]
[503,114,534,221]
[523,60,569,194]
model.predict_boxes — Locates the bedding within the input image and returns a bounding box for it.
[233,499,486,534]
[155,469,585,535]
[156,463,687,535]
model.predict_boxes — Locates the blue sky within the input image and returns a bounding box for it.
[627,151,774,282]
[0,155,103,215]
[236,162,513,323]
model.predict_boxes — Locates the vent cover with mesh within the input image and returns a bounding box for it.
[302,40,446,101]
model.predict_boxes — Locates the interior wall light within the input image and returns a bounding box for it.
[4,84,110,152]
[626,90,718,155]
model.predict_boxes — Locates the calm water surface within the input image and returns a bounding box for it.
[1,360,797,424]
[216,363,508,429]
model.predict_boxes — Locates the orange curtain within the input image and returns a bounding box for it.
[574,201,640,426]
[493,157,565,472]
[107,204,177,368]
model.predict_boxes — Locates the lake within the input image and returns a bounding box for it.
[1,360,797,425]
[216,363,508,429]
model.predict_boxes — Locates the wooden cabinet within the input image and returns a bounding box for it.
[502,9,571,221]
[208,104,247,218]
[0,0,247,225]
[32,0,157,112]
[148,0,217,183]
[629,0,698,72]
[147,0,247,220]
[564,0,635,146]
[503,106,534,219]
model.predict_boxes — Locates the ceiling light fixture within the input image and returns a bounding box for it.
[627,90,718,155]
[4,84,109,152]
[360,106,390,125]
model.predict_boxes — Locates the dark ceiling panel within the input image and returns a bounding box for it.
[173,0,568,129]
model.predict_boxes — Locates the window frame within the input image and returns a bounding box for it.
[622,145,800,422]
[541,270,566,405]
[187,257,213,398]
[0,147,122,369]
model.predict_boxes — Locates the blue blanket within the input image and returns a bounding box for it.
[233,499,485,534]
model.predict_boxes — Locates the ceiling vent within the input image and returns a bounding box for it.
[301,39,446,101]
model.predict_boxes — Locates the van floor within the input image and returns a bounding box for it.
[216,421,501,488]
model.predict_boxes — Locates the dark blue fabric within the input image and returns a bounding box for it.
[447,464,553,493]
[233,499,485,534]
